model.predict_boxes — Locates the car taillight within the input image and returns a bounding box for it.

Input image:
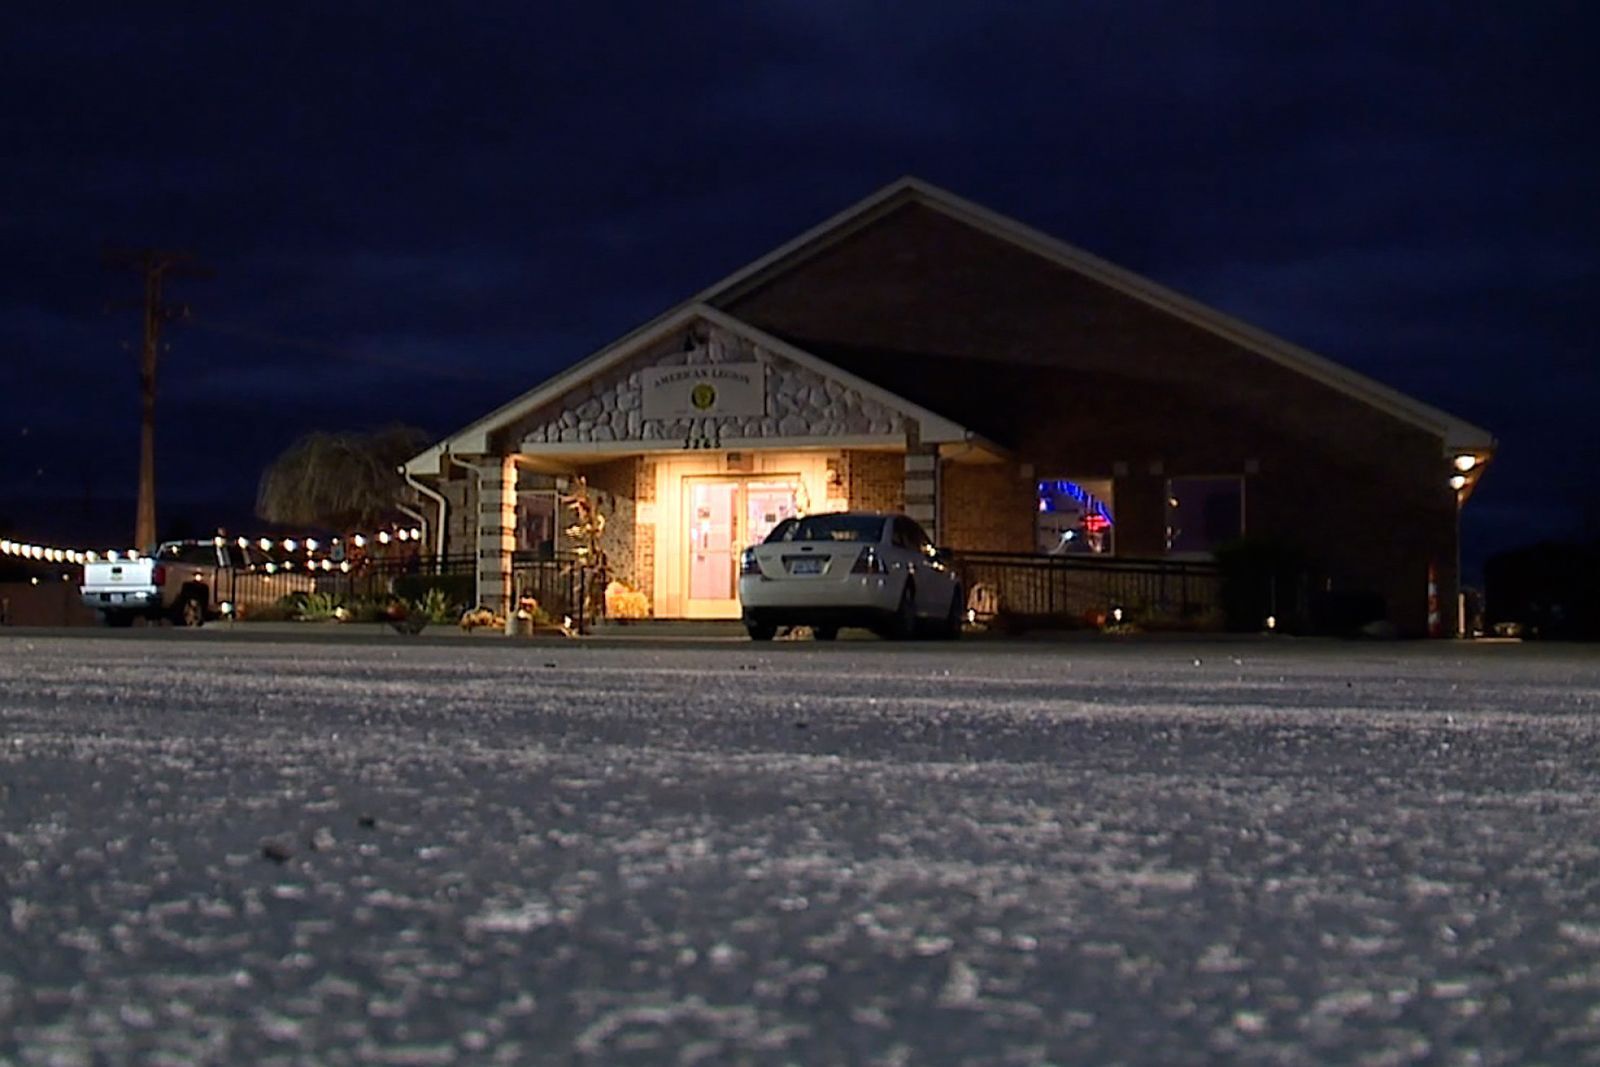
[151,564,167,585]
[852,546,887,574]
[739,547,761,576]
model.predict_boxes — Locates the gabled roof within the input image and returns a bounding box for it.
[698,176,1494,454]
[409,176,1494,477]
[404,304,981,476]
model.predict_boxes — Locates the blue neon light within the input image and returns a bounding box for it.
[1037,479,1114,524]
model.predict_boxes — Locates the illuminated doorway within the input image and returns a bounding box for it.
[684,476,802,617]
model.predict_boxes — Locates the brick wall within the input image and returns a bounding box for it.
[941,462,1035,552]
[844,451,904,513]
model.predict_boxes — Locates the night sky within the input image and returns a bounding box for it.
[4,4,1595,575]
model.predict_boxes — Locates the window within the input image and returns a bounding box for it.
[1165,477,1243,555]
[766,514,886,543]
[1037,478,1114,555]
[892,518,936,556]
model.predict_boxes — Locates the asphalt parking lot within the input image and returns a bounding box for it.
[3,631,1599,1065]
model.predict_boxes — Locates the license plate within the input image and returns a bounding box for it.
[790,557,822,575]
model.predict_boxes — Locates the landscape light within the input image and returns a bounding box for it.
[1111,606,1124,624]
[1266,614,1277,630]
[219,601,234,617]
[1449,474,1467,491]
[1453,454,1478,472]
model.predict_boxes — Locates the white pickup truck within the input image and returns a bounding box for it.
[79,540,311,627]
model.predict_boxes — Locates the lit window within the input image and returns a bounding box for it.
[1037,479,1114,555]
[1165,476,1243,555]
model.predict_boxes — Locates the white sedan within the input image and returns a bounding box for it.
[737,512,964,641]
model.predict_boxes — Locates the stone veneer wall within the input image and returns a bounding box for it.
[506,323,907,449]
[582,458,639,594]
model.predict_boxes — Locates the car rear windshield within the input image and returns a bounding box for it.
[765,515,886,543]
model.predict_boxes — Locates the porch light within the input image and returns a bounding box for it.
[1448,474,1467,491]
[1453,454,1478,472]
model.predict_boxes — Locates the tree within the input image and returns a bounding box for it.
[255,424,431,533]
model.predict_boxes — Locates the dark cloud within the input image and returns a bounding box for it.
[3,3,1596,564]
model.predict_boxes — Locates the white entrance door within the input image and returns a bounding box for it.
[684,477,801,618]
[688,481,738,609]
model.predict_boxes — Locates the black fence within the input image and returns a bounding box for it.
[947,550,1221,629]
[212,552,598,630]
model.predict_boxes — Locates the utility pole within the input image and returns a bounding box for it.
[106,249,211,550]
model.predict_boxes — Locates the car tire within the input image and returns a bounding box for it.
[746,622,777,641]
[890,582,918,640]
[813,625,839,641]
[936,586,964,640]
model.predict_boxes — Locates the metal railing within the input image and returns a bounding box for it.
[947,550,1221,629]
[511,553,590,631]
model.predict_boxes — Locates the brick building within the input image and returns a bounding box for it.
[404,178,1493,635]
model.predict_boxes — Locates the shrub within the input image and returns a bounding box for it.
[1213,536,1309,632]
[414,587,460,624]
[392,573,473,609]
[296,591,344,621]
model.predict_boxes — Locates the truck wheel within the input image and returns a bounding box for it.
[175,594,207,628]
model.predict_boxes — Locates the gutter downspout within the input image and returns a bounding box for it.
[402,464,449,561]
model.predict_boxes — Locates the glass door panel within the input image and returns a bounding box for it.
[744,481,801,549]
[688,481,737,602]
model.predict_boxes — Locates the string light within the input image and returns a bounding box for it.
[1,524,424,570]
